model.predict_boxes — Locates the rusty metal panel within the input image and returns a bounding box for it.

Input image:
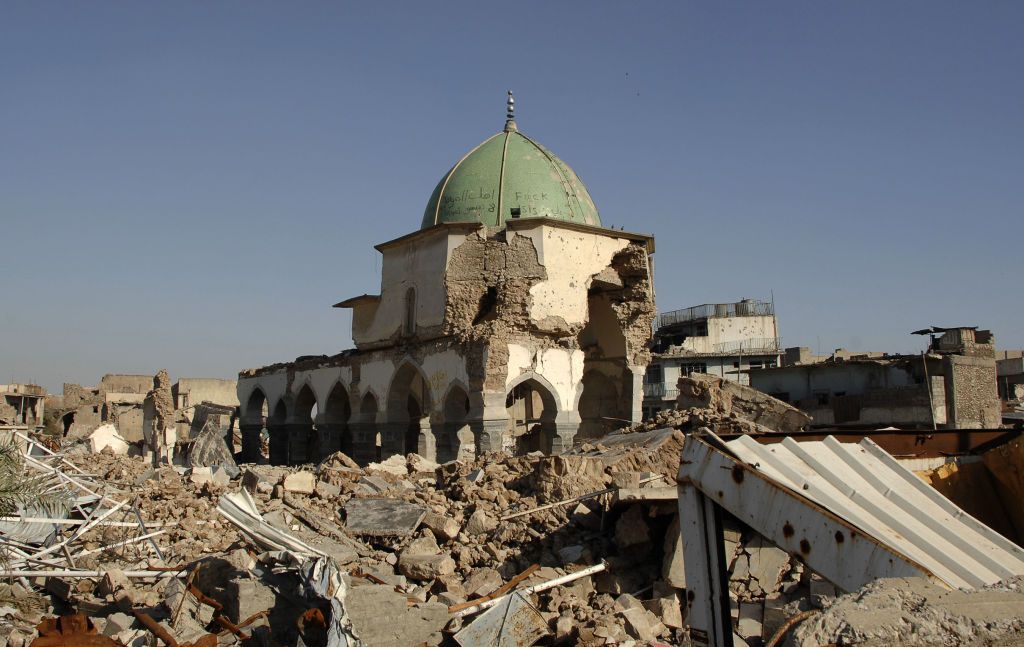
[679,435,936,593]
[454,591,548,646]
[734,428,1020,457]
[724,434,1024,588]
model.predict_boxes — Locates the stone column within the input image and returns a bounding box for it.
[348,413,378,465]
[268,425,288,466]
[379,421,406,459]
[468,391,511,456]
[625,366,645,424]
[416,417,437,461]
[551,411,581,455]
[285,424,311,464]
[317,422,345,460]
[239,423,263,463]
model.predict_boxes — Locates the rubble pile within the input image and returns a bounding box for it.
[624,374,811,437]
[0,429,691,646]
[792,575,1024,646]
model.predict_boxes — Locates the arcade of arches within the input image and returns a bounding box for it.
[236,109,656,465]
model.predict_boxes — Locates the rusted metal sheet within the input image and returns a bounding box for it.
[727,428,1020,458]
[454,591,549,646]
[725,434,1024,588]
[30,615,118,647]
[677,435,941,647]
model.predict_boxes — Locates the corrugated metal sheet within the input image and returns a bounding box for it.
[724,434,1024,589]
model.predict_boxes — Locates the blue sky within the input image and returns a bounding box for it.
[2,2,1021,391]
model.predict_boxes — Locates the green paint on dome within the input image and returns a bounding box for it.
[421,127,601,230]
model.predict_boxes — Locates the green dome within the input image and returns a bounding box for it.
[421,124,601,229]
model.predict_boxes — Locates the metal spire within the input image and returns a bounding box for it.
[504,90,517,132]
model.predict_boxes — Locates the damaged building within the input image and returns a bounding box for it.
[748,326,1002,429]
[44,372,239,458]
[237,96,656,466]
[643,299,782,418]
[0,383,46,432]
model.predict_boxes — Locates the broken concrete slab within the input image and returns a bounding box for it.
[343,497,427,537]
[226,577,277,623]
[188,424,236,470]
[399,553,456,581]
[677,372,810,432]
[346,583,448,646]
[282,471,315,494]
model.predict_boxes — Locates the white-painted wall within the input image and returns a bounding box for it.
[519,226,630,327]
[506,343,585,412]
[352,230,467,346]
[678,315,777,354]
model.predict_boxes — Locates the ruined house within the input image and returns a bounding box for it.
[748,326,1001,429]
[237,95,657,465]
[45,373,239,445]
[0,383,46,431]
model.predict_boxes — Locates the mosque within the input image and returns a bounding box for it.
[236,94,657,465]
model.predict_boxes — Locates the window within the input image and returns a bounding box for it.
[682,363,707,376]
[403,287,417,336]
[645,364,663,384]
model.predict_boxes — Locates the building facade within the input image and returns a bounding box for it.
[0,384,46,432]
[749,327,1001,429]
[642,299,780,418]
[237,98,656,465]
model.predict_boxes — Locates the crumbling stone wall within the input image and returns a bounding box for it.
[945,355,1001,429]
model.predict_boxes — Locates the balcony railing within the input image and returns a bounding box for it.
[711,337,782,355]
[657,300,774,329]
[643,383,678,399]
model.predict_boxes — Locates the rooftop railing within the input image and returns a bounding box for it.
[656,300,774,329]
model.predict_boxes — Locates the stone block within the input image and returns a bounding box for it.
[226,578,277,623]
[421,511,460,541]
[315,479,341,498]
[464,509,496,535]
[283,471,315,494]
[463,567,502,597]
[399,554,456,581]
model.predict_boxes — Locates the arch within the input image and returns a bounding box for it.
[322,381,353,457]
[244,388,269,425]
[386,361,434,456]
[324,382,352,424]
[577,370,622,440]
[438,382,471,463]
[505,375,559,455]
[61,411,76,437]
[270,399,287,425]
[293,384,317,424]
[506,371,561,412]
[442,382,471,421]
[360,391,379,416]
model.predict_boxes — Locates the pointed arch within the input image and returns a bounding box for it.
[386,360,434,456]
[270,398,287,425]
[324,381,352,425]
[244,387,268,425]
[360,390,380,416]
[505,372,559,456]
[442,382,471,422]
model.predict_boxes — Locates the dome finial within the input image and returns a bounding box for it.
[504,90,517,132]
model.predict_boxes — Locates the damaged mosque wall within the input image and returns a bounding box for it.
[237,95,657,466]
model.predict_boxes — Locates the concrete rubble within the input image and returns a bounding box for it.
[0,426,695,647]
[2,374,1022,647]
